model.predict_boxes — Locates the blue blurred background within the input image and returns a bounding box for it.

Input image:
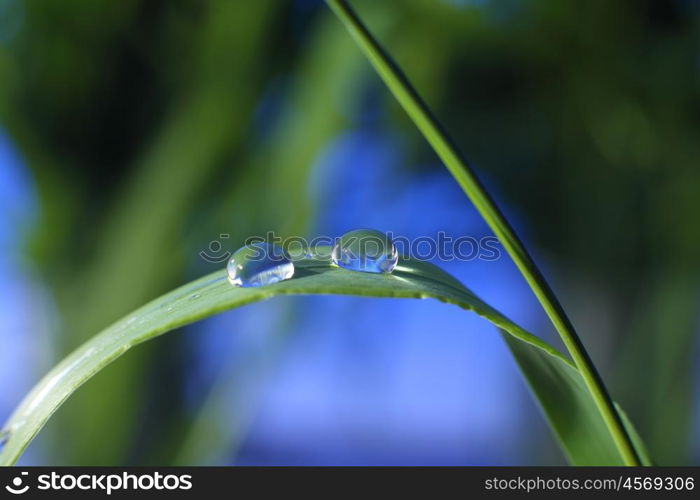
[0,0,699,465]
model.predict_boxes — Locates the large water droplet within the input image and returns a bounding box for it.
[227,242,295,287]
[331,229,399,274]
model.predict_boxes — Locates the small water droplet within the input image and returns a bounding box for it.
[227,242,295,287]
[332,229,398,274]
[188,293,201,301]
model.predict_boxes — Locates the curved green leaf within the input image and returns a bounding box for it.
[0,254,640,465]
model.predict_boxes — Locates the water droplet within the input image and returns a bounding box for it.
[227,242,295,287]
[188,293,201,302]
[332,229,398,274]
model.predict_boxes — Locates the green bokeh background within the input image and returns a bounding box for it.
[0,0,698,465]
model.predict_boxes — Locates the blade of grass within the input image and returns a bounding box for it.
[324,0,642,465]
[0,254,640,465]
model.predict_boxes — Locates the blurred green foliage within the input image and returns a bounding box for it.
[0,0,698,464]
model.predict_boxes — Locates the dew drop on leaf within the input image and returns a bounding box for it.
[227,242,295,288]
[331,229,398,274]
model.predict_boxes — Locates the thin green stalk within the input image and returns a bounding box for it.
[325,0,641,466]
